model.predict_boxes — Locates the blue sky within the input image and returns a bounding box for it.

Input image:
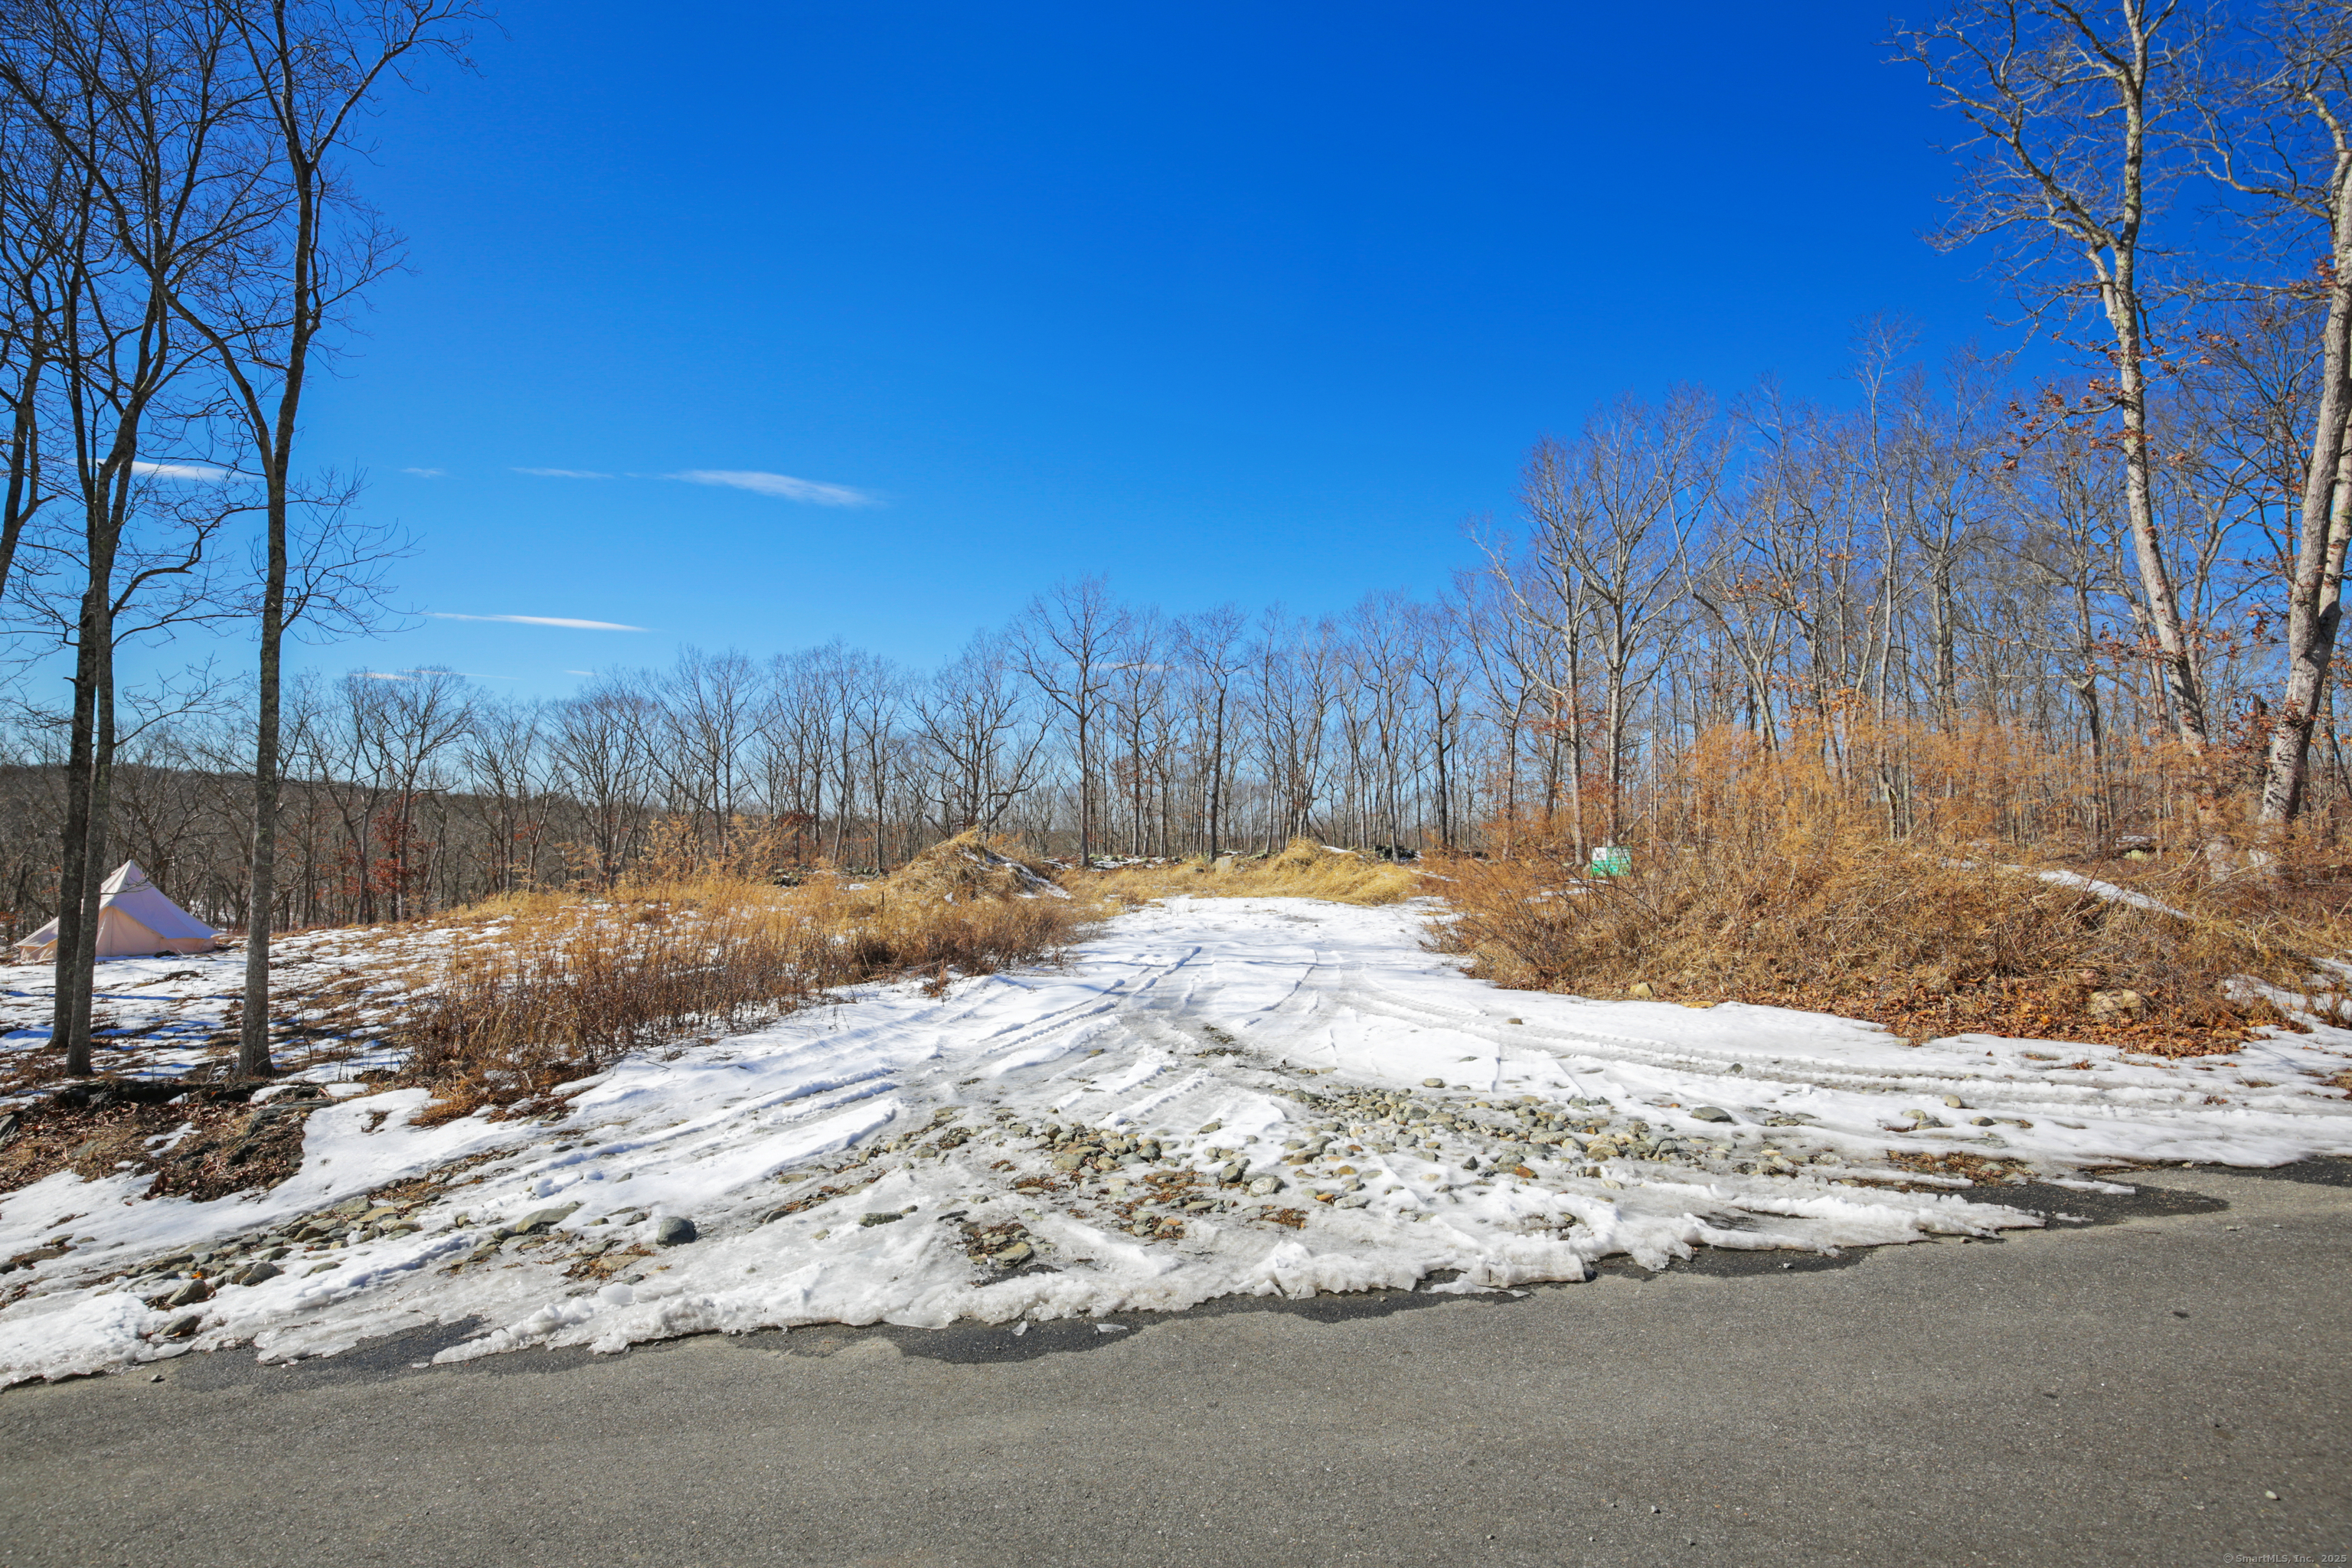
[254,0,2012,695]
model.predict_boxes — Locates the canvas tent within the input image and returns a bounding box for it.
[12,861,220,964]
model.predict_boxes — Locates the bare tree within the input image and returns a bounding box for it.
[1898,0,2235,868]
[1012,577,1125,867]
[1174,604,1247,856]
[913,631,1041,835]
[0,0,265,1072]
[2197,2,2352,840]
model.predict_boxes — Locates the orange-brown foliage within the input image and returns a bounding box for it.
[1436,723,2347,1057]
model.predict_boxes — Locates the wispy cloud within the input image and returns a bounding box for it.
[564,669,596,676]
[132,460,230,482]
[666,469,877,507]
[401,466,446,479]
[514,467,614,480]
[426,612,648,632]
[364,665,518,681]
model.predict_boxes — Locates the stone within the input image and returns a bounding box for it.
[1690,1106,1735,1123]
[858,1212,903,1228]
[162,1279,214,1308]
[510,1204,583,1241]
[653,1216,697,1246]
[228,1262,282,1288]
[1971,1116,1995,1127]
[1628,982,1655,999]
[1422,1078,1445,1088]
[2088,988,2147,1020]
[1942,1095,1966,1109]
[161,1314,202,1339]
[305,1261,341,1276]
[994,1242,1033,1266]
[1246,1176,1283,1197]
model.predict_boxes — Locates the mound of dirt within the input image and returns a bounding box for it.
[878,832,1068,903]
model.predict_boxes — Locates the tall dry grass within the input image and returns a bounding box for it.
[402,834,1094,1120]
[1436,731,2346,1057]
[1091,838,1424,907]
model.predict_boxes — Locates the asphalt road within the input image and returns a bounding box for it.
[0,1163,2344,1568]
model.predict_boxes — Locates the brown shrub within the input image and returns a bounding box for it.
[401,843,1096,1122]
[1432,827,2334,1058]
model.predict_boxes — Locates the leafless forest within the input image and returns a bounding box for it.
[2,1,2352,1067]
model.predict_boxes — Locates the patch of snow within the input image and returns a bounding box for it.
[0,895,2345,1383]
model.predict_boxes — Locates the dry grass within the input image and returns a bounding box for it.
[1433,822,2341,1060]
[401,836,1094,1121]
[1092,838,1424,907]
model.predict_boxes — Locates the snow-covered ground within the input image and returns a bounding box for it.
[0,922,423,1085]
[1,894,2348,1385]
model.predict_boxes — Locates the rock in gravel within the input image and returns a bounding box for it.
[1247,1176,1283,1197]
[227,1262,282,1288]
[1422,1078,1445,1088]
[993,1242,1034,1267]
[653,1216,697,1246]
[858,1212,903,1228]
[1942,1094,1967,1109]
[161,1314,202,1339]
[508,1202,582,1236]
[162,1279,214,1308]
[1690,1106,1735,1123]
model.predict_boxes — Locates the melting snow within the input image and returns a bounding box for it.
[0,895,2347,1383]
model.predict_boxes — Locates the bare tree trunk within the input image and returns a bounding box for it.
[240,426,289,1073]
[1903,0,2230,871]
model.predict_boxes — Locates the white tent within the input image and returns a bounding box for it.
[12,861,220,963]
